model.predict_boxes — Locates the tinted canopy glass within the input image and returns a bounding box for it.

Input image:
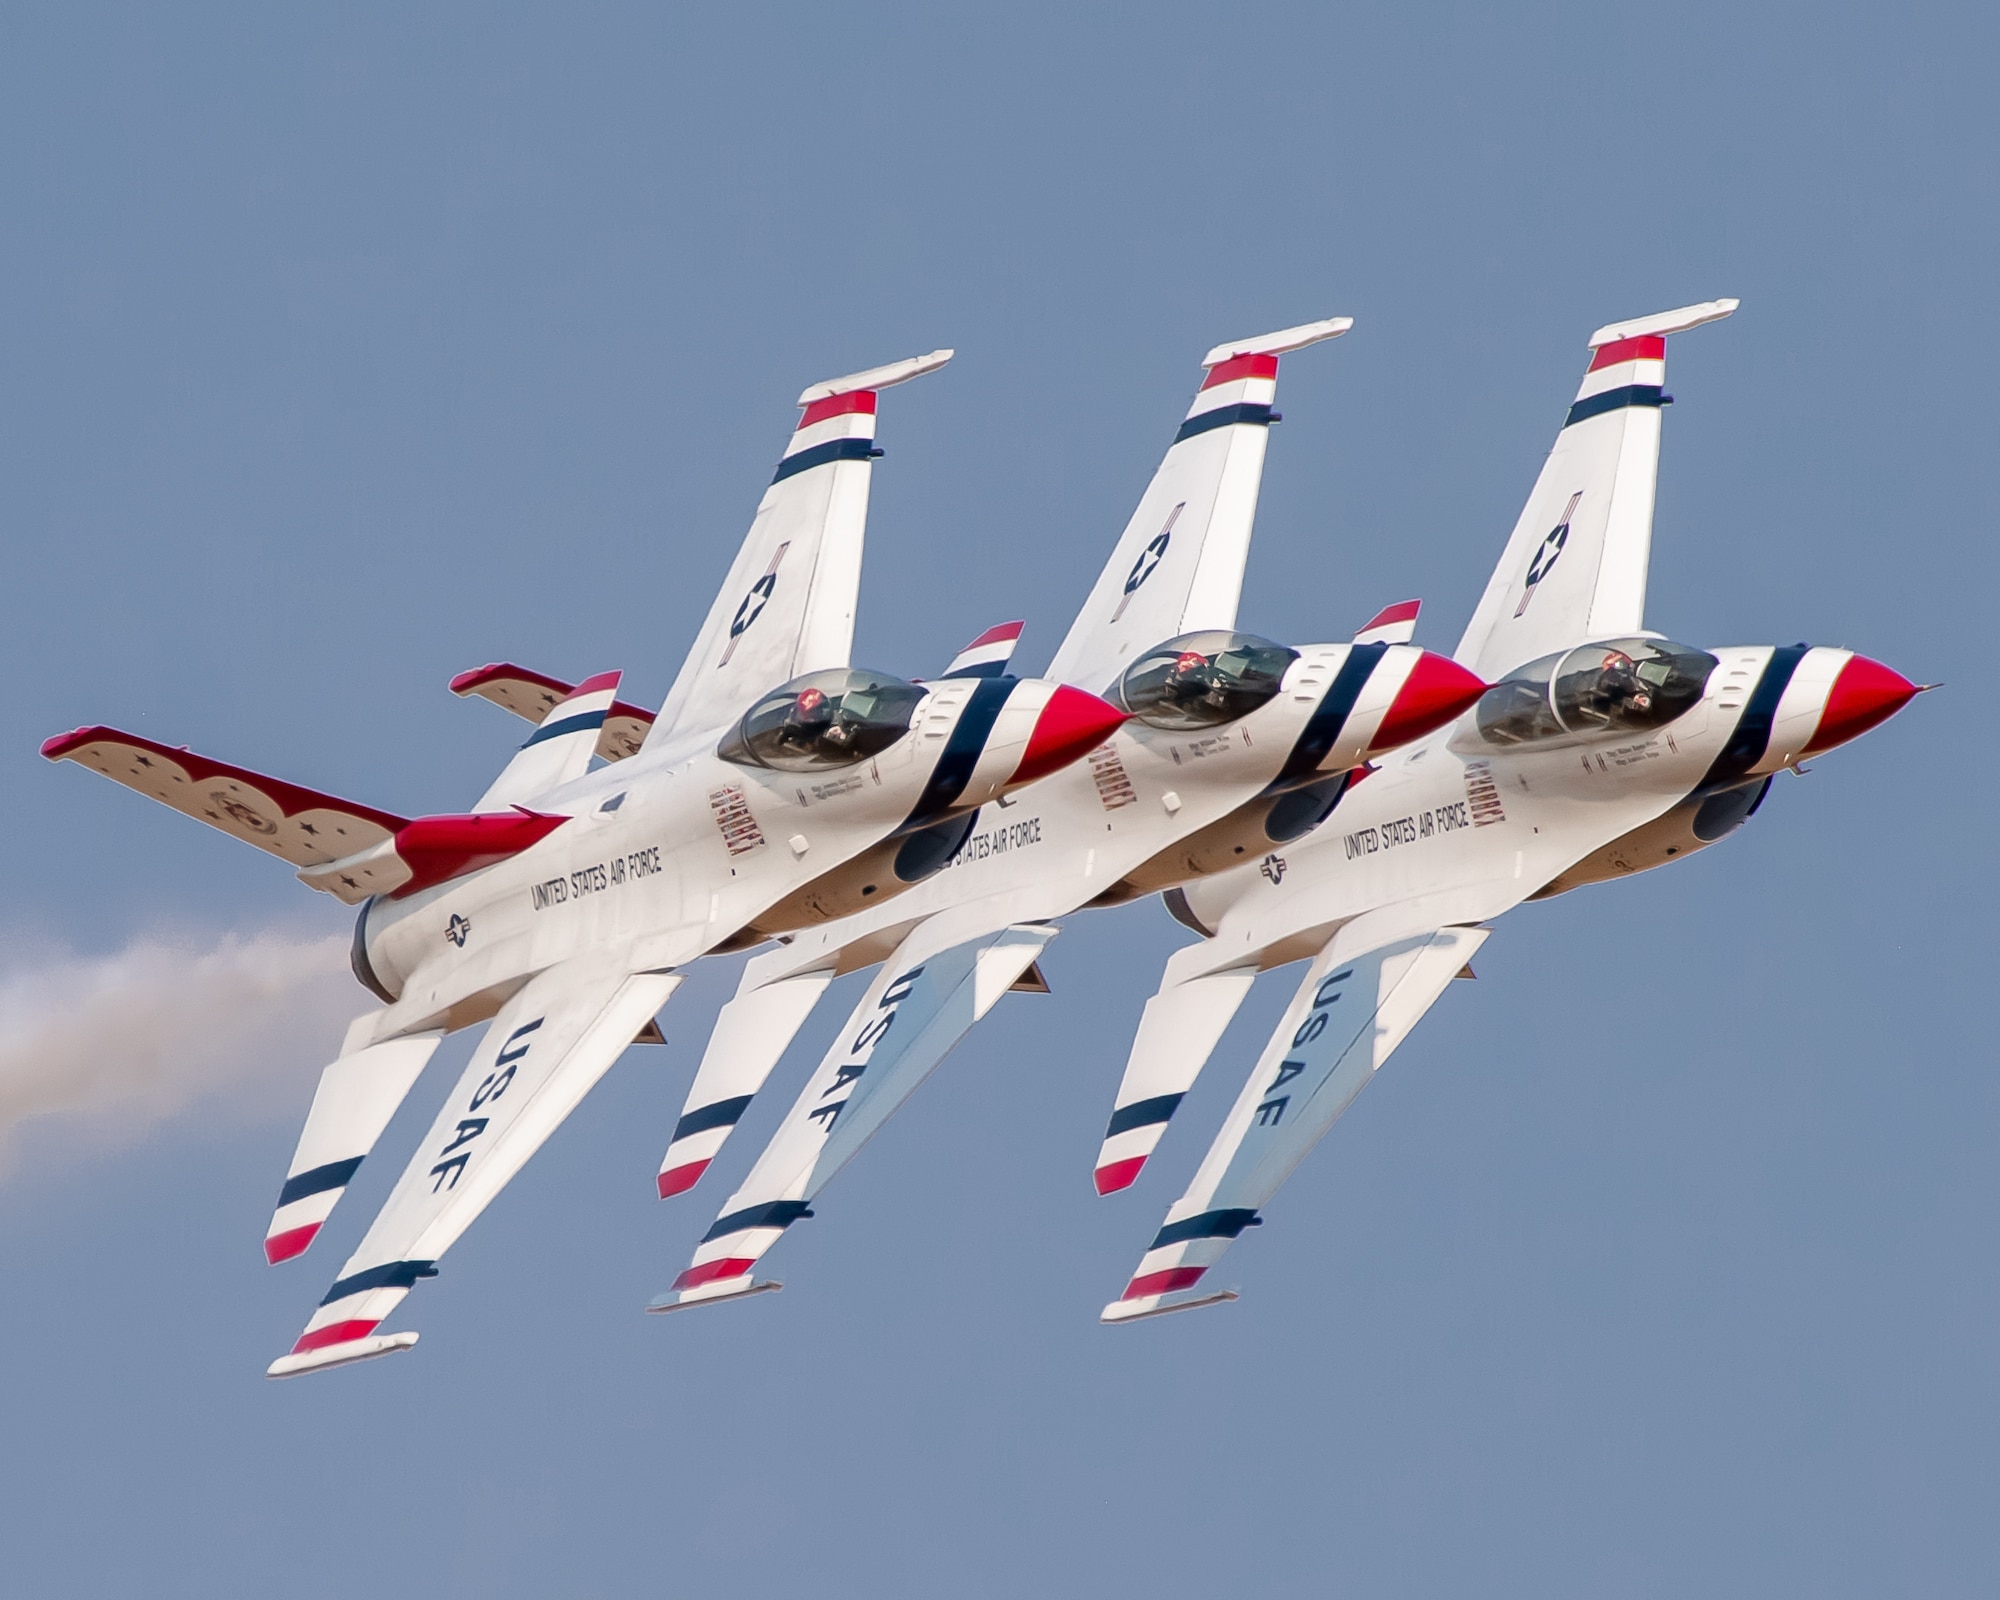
[1475,636,1717,746]
[720,668,927,772]
[1114,631,1299,731]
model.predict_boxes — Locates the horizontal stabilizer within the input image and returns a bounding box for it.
[451,663,656,762]
[266,1330,419,1379]
[42,727,406,868]
[941,621,1024,680]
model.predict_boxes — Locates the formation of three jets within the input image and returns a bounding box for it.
[46,301,1921,1374]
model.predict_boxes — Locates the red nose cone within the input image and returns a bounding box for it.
[1801,655,1921,754]
[1011,685,1128,786]
[1368,651,1487,752]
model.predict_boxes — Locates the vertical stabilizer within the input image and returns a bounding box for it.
[1454,301,1737,681]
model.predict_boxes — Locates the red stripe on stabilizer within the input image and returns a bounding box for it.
[1358,599,1421,633]
[1588,335,1666,371]
[569,670,623,697]
[264,1223,321,1265]
[1201,352,1280,389]
[961,620,1025,650]
[656,1160,710,1199]
[1121,1265,1207,1301]
[672,1257,755,1292]
[1094,1157,1147,1195]
[291,1318,381,1355]
[797,390,878,430]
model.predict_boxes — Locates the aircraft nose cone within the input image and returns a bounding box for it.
[1802,654,1922,754]
[1011,685,1128,785]
[1367,651,1488,753]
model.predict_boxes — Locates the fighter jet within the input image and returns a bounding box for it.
[42,350,1126,1375]
[639,322,1490,1314]
[1091,302,1927,1322]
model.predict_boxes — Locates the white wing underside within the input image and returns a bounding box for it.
[270,953,680,1376]
[1104,921,1488,1322]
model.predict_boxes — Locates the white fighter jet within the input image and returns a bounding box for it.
[1091,301,1927,1322]
[639,321,1490,1315]
[42,350,1126,1376]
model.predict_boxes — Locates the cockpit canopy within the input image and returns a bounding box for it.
[1113,630,1300,731]
[719,668,928,772]
[1474,636,1718,746]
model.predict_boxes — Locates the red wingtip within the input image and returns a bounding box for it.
[1121,1265,1208,1301]
[1011,686,1129,786]
[656,1160,709,1199]
[290,1318,381,1355]
[1368,652,1486,752]
[1801,655,1921,755]
[670,1257,755,1292]
[264,1223,320,1264]
[1094,1157,1146,1195]
[41,727,99,760]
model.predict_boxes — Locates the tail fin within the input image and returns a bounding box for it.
[644,350,953,752]
[1354,599,1421,645]
[1045,319,1351,696]
[471,671,621,810]
[1453,300,1737,680]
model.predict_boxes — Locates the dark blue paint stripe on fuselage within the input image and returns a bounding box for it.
[1149,1208,1261,1250]
[523,708,609,747]
[1563,384,1664,429]
[672,1095,754,1142]
[772,436,875,484]
[277,1157,363,1209]
[1263,642,1387,793]
[319,1258,439,1306]
[1173,402,1274,445]
[898,677,1016,831]
[702,1199,814,1243]
[1697,645,1809,792]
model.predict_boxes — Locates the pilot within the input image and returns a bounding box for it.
[780,685,838,752]
[1594,649,1653,718]
[1162,649,1222,715]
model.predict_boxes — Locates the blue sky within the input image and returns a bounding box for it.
[1,4,1994,1595]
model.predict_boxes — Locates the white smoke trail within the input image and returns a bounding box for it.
[0,926,363,1167]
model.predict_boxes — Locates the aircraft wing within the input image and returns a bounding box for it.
[644,350,953,752]
[1454,300,1737,681]
[451,663,656,762]
[1102,921,1487,1322]
[1045,319,1350,696]
[268,952,680,1376]
[41,726,407,869]
[648,918,1056,1311]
